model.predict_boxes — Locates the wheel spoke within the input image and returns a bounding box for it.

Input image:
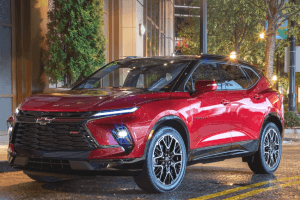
[271,153,275,167]
[162,138,168,150]
[169,171,174,182]
[264,152,269,163]
[174,161,182,166]
[166,136,173,149]
[163,171,168,184]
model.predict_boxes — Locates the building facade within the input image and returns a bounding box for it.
[174,0,200,50]
[0,0,175,131]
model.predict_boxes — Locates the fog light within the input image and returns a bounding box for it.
[111,125,133,153]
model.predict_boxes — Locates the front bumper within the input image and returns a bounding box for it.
[8,147,144,177]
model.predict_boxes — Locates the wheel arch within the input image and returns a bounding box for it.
[243,112,283,163]
[143,115,190,158]
[260,112,284,141]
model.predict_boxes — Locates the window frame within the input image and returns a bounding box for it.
[240,65,261,89]
[217,62,252,91]
[183,60,224,93]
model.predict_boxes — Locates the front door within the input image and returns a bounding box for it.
[186,62,231,150]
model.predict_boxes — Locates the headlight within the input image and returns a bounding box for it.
[15,104,21,116]
[111,124,133,153]
[91,107,139,118]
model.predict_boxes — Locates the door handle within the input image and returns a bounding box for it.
[254,94,262,100]
[221,100,229,105]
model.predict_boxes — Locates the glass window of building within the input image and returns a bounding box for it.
[146,0,166,57]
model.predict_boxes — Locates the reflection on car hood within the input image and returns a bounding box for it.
[20,88,171,112]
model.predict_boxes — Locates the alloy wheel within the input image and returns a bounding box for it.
[263,128,280,169]
[152,134,183,186]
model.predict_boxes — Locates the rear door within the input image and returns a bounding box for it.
[187,62,231,150]
[239,66,268,140]
[218,63,266,144]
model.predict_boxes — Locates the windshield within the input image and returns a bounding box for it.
[74,59,190,92]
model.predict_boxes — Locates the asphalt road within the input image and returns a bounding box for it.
[0,141,299,200]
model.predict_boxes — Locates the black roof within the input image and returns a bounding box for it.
[120,54,263,76]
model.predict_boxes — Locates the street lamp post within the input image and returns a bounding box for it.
[200,0,207,54]
[288,0,296,112]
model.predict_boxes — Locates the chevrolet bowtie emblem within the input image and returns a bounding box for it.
[36,117,54,125]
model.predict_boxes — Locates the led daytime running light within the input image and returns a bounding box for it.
[92,107,139,118]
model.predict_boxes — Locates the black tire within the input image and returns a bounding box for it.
[247,122,282,174]
[26,174,62,183]
[133,126,187,193]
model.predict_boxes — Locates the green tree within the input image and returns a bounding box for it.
[43,0,106,86]
[177,0,266,68]
[177,0,300,78]
[248,0,300,82]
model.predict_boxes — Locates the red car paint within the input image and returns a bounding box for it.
[8,56,284,165]
[13,78,283,161]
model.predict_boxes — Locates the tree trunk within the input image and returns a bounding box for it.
[264,22,276,84]
[264,0,278,84]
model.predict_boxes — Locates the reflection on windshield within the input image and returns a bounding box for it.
[75,59,189,92]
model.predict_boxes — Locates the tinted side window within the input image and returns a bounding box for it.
[242,67,259,87]
[185,62,222,92]
[218,64,248,90]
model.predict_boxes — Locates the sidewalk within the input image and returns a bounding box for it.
[283,129,300,144]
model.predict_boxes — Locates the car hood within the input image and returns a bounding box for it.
[20,88,171,112]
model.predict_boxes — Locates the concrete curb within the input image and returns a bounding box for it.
[284,129,300,139]
[284,128,300,134]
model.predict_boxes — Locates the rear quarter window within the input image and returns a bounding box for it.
[242,67,260,87]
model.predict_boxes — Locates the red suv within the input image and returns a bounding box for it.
[7,55,284,193]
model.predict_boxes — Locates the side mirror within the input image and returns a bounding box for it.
[194,80,217,92]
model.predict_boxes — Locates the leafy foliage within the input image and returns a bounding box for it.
[177,0,266,68]
[284,111,300,128]
[43,0,106,86]
[247,0,300,82]
[177,0,300,74]
[277,74,289,98]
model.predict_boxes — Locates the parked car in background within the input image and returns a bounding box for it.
[7,55,284,193]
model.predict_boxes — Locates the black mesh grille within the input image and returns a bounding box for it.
[19,110,95,118]
[27,158,71,170]
[14,123,97,151]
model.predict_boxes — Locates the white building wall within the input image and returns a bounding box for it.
[120,0,137,59]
